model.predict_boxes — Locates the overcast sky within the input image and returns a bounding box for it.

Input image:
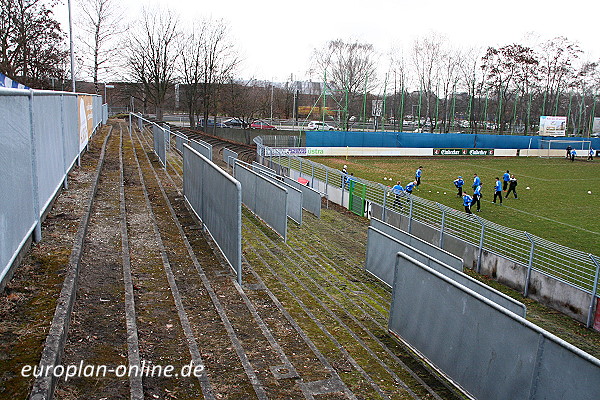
[55,0,599,83]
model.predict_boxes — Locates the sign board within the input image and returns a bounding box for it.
[78,95,94,151]
[434,148,494,156]
[592,117,600,135]
[372,100,383,117]
[539,116,567,136]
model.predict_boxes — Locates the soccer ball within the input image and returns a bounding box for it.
[588,191,592,194]
[526,187,530,190]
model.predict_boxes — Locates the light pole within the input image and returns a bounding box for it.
[67,0,76,92]
[104,83,114,105]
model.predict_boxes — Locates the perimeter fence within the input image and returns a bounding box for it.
[255,138,600,328]
[0,88,104,289]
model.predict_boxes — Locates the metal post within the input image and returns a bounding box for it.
[438,203,445,248]
[475,216,485,273]
[28,90,42,242]
[524,232,535,297]
[129,113,132,133]
[382,186,387,222]
[299,158,303,177]
[587,254,600,328]
[408,195,413,233]
[311,164,315,188]
[325,169,328,196]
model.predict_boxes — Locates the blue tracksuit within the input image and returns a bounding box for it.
[494,180,503,203]
[503,172,510,190]
[472,175,481,188]
[405,182,415,193]
[472,185,482,211]
[463,194,473,214]
[415,168,422,186]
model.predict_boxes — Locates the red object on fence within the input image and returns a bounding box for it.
[297,177,309,186]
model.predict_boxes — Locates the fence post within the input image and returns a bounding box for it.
[325,169,328,196]
[311,164,315,187]
[408,195,413,233]
[28,90,42,243]
[587,254,600,328]
[475,216,485,273]
[382,185,387,222]
[523,232,535,297]
[438,203,445,248]
[60,94,68,190]
[299,158,303,177]
[129,112,132,134]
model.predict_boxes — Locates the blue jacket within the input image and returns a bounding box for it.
[405,182,415,192]
[495,181,502,192]
[473,185,482,196]
[454,178,464,188]
[392,184,404,194]
[416,168,422,178]
[463,194,472,207]
[473,176,481,187]
[503,172,510,182]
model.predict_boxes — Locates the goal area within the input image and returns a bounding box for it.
[538,140,591,158]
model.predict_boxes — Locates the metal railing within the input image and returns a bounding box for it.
[255,139,600,328]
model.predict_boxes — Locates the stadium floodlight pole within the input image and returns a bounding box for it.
[567,91,573,133]
[511,91,519,134]
[589,95,597,136]
[68,0,76,92]
[527,92,533,134]
[322,70,326,125]
[399,83,405,132]
[362,73,368,124]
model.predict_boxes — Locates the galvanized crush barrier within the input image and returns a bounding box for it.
[183,144,242,284]
[252,162,321,218]
[389,252,600,400]
[189,138,212,161]
[152,125,166,167]
[245,162,303,225]
[1,89,103,288]
[255,140,600,327]
[370,218,463,271]
[234,163,288,241]
[175,134,187,154]
[223,148,238,168]
[366,227,526,316]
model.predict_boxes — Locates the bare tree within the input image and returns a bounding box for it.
[0,0,68,88]
[126,7,179,120]
[538,37,581,116]
[411,33,444,132]
[179,17,238,130]
[312,39,378,129]
[76,0,126,94]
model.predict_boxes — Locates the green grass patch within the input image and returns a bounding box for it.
[308,156,600,255]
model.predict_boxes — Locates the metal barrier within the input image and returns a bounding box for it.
[0,89,103,288]
[245,162,302,225]
[223,148,238,168]
[389,252,600,400]
[234,163,288,240]
[189,138,212,161]
[183,144,242,284]
[152,125,166,167]
[370,218,463,271]
[366,227,526,316]
[255,140,600,328]
[252,162,321,218]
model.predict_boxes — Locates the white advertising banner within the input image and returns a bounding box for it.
[592,117,600,135]
[539,116,567,136]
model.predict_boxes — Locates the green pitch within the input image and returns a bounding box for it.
[309,156,600,255]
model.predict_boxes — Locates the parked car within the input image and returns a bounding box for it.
[307,121,336,130]
[223,117,244,128]
[250,120,277,130]
[199,118,227,128]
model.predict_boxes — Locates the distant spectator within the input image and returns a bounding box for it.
[503,170,510,191]
[472,173,481,189]
[588,147,595,161]
[570,149,577,162]
[493,177,503,204]
[405,180,416,194]
[463,193,473,214]
[341,165,348,187]
[415,166,423,187]
[453,176,464,197]
[505,175,518,199]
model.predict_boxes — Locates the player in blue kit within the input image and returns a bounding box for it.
[493,177,502,204]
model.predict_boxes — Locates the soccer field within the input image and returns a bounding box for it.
[308,155,600,255]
